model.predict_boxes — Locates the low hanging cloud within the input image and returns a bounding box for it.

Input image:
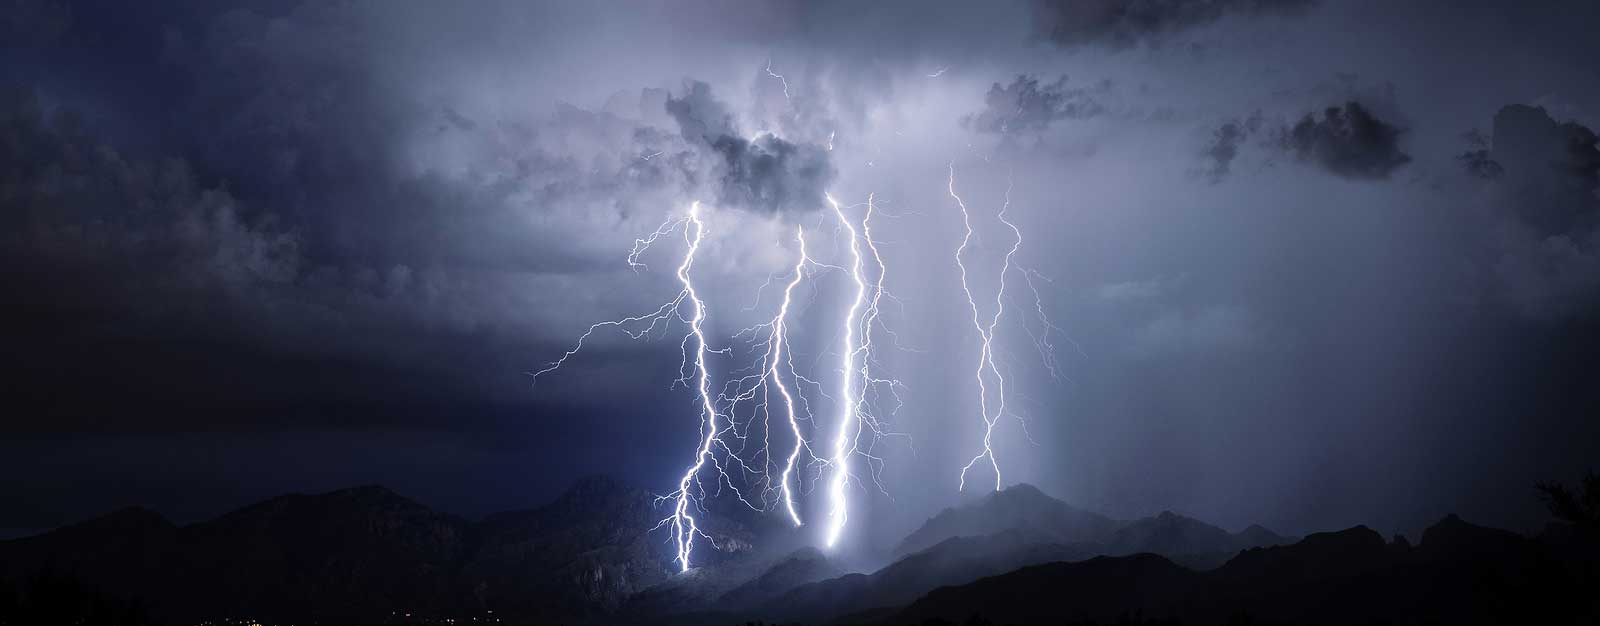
[1029,0,1321,50]
[963,74,1110,135]
[667,80,835,213]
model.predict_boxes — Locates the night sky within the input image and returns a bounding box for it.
[3,0,1597,550]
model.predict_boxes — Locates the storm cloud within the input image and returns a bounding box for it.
[667,80,835,212]
[1030,0,1322,49]
[1199,111,1264,182]
[963,74,1111,135]
[1276,102,1411,180]
[1473,105,1600,236]
[1,0,1598,554]
[1462,105,1600,318]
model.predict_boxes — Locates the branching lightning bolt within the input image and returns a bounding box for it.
[530,202,749,572]
[817,191,907,547]
[773,227,810,527]
[662,200,720,572]
[533,199,840,570]
[949,164,1020,492]
[824,192,866,548]
[529,118,1074,571]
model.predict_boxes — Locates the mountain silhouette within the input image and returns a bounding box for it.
[761,528,1101,624]
[881,515,1597,625]
[462,475,700,617]
[0,478,756,625]
[1109,510,1296,569]
[895,484,1292,569]
[716,547,845,609]
[893,484,1121,557]
[4,479,1594,625]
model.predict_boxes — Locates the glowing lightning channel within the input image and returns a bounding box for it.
[852,194,906,496]
[765,59,791,102]
[773,227,810,527]
[824,192,867,548]
[531,201,743,573]
[949,164,1021,492]
[665,200,719,572]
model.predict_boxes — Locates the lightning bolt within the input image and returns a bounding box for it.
[662,200,721,572]
[773,227,810,527]
[949,164,1021,492]
[765,58,791,103]
[531,202,767,572]
[531,112,1070,570]
[823,192,866,548]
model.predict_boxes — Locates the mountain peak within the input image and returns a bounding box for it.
[1419,512,1525,557]
[894,483,1120,557]
[323,484,406,500]
[995,482,1047,498]
[57,506,176,536]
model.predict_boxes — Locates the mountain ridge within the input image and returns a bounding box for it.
[5,479,1588,626]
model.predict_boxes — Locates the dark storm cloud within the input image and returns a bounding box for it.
[1276,102,1410,180]
[667,80,835,213]
[0,87,300,297]
[1198,101,1409,182]
[1456,128,1502,179]
[0,2,721,437]
[963,74,1110,135]
[666,81,740,143]
[1458,149,1504,180]
[1459,105,1600,318]
[1,0,72,45]
[1029,0,1320,50]
[1199,111,1263,183]
[1471,105,1600,237]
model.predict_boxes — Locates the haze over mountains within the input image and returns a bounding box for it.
[1,478,1594,625]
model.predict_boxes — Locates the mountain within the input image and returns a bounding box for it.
[7,479,1591,625]
[716,547,845,609]
[755,529,1100,624]
[892,484,1121,557]
[0,478,760,625]
[1107,510,1295,569]
[0,506,180,613]
[182,485,473,619]
[895,484,1292,569]
[880,516,1597,625]
[462,475,699,617]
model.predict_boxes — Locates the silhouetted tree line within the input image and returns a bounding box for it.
[1537,471,1599,531]
[0,571,160,626]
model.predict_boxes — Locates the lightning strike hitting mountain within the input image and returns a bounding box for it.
[949,164,1012,492]
[531,85,1067,566]
[526,202,740,571]
[823,192,866,548]
[663,201,720,571]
